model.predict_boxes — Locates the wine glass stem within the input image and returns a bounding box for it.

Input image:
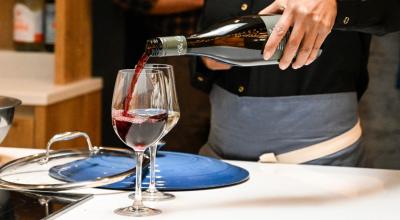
[148,144,157,193]
[133,151,144,208]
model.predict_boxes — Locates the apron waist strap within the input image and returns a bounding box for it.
[259,119,362,164]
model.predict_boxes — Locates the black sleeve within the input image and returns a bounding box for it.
[191,0,222,93]
[191,57,222,93]
[113,0,157,14]
[334,0,400,35]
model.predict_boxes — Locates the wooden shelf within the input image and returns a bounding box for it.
[0,0,92,84]
[0,0,102,149]
[0,50,102,105]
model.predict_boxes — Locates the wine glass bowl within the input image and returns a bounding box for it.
[111,68,168,217]
[112,108,167,151]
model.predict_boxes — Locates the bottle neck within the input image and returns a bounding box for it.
[146,36,187,57]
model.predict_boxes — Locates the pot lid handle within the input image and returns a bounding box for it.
[40,131,98,164]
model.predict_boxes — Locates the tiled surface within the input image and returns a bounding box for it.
[359,32,400,169]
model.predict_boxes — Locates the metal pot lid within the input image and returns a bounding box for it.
[0,96,21,110]
[0,132,137,192]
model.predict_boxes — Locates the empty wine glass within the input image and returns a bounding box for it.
[111,69,168,217]
[129,64,180,201]
[144,64,180,201]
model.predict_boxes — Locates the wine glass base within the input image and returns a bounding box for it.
[114,205,161,217]
[129,190,175,201]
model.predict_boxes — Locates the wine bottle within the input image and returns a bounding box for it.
[44,0,55,52]
[146,15,320,66]
[13,0,45,51]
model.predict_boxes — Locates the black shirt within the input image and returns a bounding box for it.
[193,0,400,100]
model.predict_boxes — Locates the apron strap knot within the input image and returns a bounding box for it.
[258,152,278,163]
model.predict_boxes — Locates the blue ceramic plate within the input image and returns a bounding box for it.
[49,151,249,191]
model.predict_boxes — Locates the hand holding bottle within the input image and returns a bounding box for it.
[259,0,337,70]
[147,14,322,67]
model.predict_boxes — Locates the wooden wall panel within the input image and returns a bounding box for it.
[55,0,92,84]
[2,91,101,149]
[34,91,101,150]
[1,113,35,147]
[0,0,15,49]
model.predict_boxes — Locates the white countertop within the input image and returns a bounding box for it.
[1,147,400,220]
[0,50,103,105]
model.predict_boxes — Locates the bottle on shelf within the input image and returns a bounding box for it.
[44,0,55,52]
[13,0,45,51]
[146,15,321,66]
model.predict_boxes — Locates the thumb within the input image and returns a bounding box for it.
[258,1,282,15]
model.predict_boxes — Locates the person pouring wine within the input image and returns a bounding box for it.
[189,0,400,166]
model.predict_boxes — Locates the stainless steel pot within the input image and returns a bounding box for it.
[0,96,21,143]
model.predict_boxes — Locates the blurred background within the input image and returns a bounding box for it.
[359,33,400,169]
[0,0,399,169]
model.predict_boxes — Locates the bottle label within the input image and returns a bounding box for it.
[13,3,44,43]
[260,15,287,60]
[260,15,281,35]
[45,3,56,44]
[159,36,187,56]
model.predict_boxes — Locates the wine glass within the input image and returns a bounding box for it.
[144,64,180,201]
[111,68,168,217]
[129,64,180,201]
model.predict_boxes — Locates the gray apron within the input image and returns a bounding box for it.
[200,85,363,166]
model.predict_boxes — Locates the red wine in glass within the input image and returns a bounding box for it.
[123,47,155,116]
[112,109,167,151]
